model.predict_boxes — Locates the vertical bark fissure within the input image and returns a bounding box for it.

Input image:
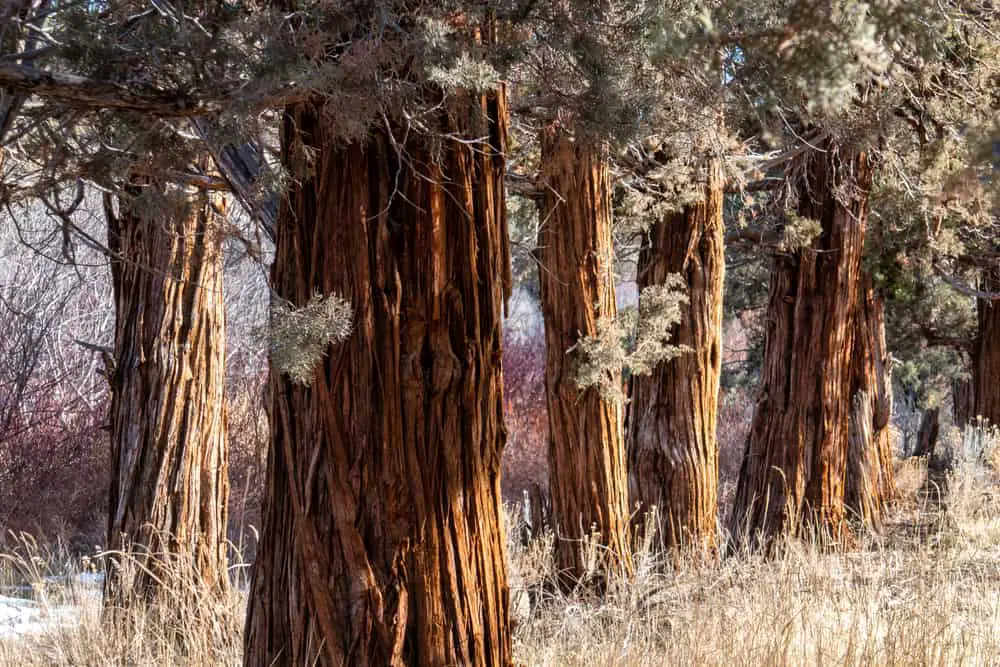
[627,160,724,552]
[105,175,229,604]
[729,143,871,551]
[245,84,512,666]
[537,126,632,584]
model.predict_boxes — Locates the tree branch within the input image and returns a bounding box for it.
[932,262,1000,301]
[0,62,226,117]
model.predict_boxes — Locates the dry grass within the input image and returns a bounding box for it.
[1,453,998,666]
[0,539,246,666]
[509,452,1000,666]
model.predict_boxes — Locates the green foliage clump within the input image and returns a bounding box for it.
[778,212,822,251]
[269,292,353,386]
[570,277,690,403]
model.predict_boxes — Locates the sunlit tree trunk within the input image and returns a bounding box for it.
[845,278,894,527]
[244,85,512,665]
[104,173,229,605]
[973,266,1000,426]
[627,160,724,553]
[537,125,632,584]
[729,143,870,551]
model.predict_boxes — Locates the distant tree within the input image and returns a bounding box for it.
[627,158,725,553]
[730,141,872,548]
[725,0,999,548]
[845,278,894,526]
[973,265,1000,426]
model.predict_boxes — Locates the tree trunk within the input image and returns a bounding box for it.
[845,279,894,527]
[105,174,229,605]
[728,143,870,551]
[912,407,940,458]
[244,88,512,665]
[952,377,974,429]
[627,160,724,553]
[973,266,1000,427]
[537,126,632,585]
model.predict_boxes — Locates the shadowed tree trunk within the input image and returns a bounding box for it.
[973,266,1000,427]
[952,377,974,429]
[104,173,229,605]
[244,86,512,665]
[627,160,724,553]
[537,125,632,585]
[729,143,870,551]
[845,278,894,527]
[912,407,940,458]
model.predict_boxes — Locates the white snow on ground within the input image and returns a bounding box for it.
[0,595,76,638]
[0,574,102,639]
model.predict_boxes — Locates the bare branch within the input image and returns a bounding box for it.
[932,262,1000,301]
[0,62,226,117]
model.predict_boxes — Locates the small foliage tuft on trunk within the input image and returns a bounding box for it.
[268,292,352,386]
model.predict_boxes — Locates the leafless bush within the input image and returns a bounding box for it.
[0,206,112,549]
[717,387,755,524]
[502,332,549,503]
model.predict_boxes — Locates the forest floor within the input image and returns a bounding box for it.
[0,456,997,666]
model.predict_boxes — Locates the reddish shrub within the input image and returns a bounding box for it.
[502,333,549,502]
[0,398,109,551]
[716,387,755,524]
[225,370,268,557]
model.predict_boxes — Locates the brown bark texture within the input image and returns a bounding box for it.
[537,126,632,584]
[627,160,725,552]
[845,279,894,527]
[105,176,229,604]
[729,143,871,551]
[973,266,1000,427]
[244,87,512,666]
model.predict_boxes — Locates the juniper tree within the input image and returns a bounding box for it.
[723,0,1000,548]
[504,0,738,565]
[241,6,515,664]
[0,0,277,609]
[506,0,661,581]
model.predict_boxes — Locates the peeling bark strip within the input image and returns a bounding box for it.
[105,173,229,604]
[537,126,632,584]
[845,278,894,527]
[729,143,871,551]
[628,160,724,552]
[974,266,1000,426]
[244,87,512,665]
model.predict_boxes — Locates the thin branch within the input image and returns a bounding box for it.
[0,63,232,117]
[932,262,1000,301]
